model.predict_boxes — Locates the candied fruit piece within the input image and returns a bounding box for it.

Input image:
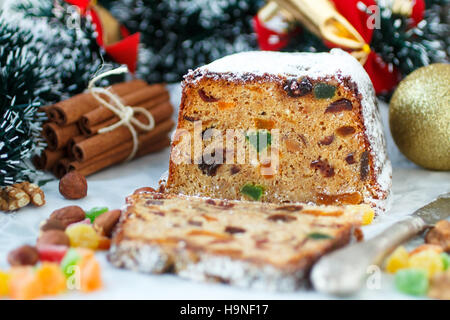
[409,249,444,277]
[66,224,99,249]
[314,83,336,99]
[0,271,10,296]
[37,244,68,263]
[310,159,334,177]
[9,267,43,300]
[441,253,450,271]
[325,98,353,113]
[361,209,375,226]
[317,193,363,206]
[254,118,275,130]
[284,78,312,97]
[410,244,443,256]
[97,236,111,251]
[85,207,109,223]
[245,130,272,152]
[36,263,66,295]
[385,246,409,274]
[241,183,264,201]
[198,89,218,102]
[198,148,225,177]
[60,248,81,278]
[78,255,102,292]
[218,101,235,110]
[307,232,333,240]
[360,151,370,181]
[395,269,429,296]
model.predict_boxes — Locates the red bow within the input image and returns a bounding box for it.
[254,0,425,94]
[65,0,140,73]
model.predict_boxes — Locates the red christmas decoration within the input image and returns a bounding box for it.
[254,0,426,94]
[65,0,140,73]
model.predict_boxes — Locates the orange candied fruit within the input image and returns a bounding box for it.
[78,256,102,292]
[9,267,43,300]
[36,263,66,295]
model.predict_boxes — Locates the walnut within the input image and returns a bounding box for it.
[1,182,46,212]
[425,220,450,252]
[12,182,46,207]
[1,186,30,212]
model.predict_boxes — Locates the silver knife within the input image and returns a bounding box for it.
[311,192,450,296]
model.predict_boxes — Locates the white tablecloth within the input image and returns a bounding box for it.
[1,84,449,299]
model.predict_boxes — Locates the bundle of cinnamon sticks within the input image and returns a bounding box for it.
[35,79,174,177]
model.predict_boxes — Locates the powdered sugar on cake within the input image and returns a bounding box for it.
[184,49,392,213]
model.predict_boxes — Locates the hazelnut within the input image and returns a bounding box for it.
[59,171,87,200]
[37,230,70,247]
[7,245,39,266]
[50,205,86,228]
[40,219,66,232]
[94,209,121,237]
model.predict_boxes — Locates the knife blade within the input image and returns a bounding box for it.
[311,193,450,296]
[412,193,450,225]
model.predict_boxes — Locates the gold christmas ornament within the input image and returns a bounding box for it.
[389,64,450,170]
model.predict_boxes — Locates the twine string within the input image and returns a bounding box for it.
[88,67,155,162]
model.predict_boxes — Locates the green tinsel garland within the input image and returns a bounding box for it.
[0,0,120,186]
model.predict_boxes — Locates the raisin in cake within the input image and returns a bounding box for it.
[109,189,369,291]
[164,49,391,213]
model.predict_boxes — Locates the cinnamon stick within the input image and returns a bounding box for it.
[40,149,66,171]
[67,135,87,159]
[42,123,81,151]
[54,158,71,178]
[72,139,170,177]
[80,84,168,130]
[69,133,170,176]
[85,101,173,135]
[47,79,147,125]
[73,116,174,162]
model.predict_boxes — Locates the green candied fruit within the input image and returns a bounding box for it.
[307,232,333,240]
[241,184,264,201]
[245,130,271,152]
[441,253,450,270]
[395,269,429,296]
[313,83,336,99]
[85,206,109,223]
[60,248,81,278]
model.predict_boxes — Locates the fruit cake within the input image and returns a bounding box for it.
[108,189,368,291]
[164,49,391,214]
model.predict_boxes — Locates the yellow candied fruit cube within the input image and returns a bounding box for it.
[66,224,99,250]
[345,205,375,225]
[36,263,66,295]
[385,246,409,274]
[361,210,375,226]
[9,267,43,300]
[409,249,444,278]
[0,271,10,296]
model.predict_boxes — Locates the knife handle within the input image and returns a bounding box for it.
[311,216,426,296]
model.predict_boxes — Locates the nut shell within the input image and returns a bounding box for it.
[37,230,70,247]
[94,209,121,237]
[7,245,39,266]
[50,205,86,228]
[40,219,66,232]
[59,171,88,200]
